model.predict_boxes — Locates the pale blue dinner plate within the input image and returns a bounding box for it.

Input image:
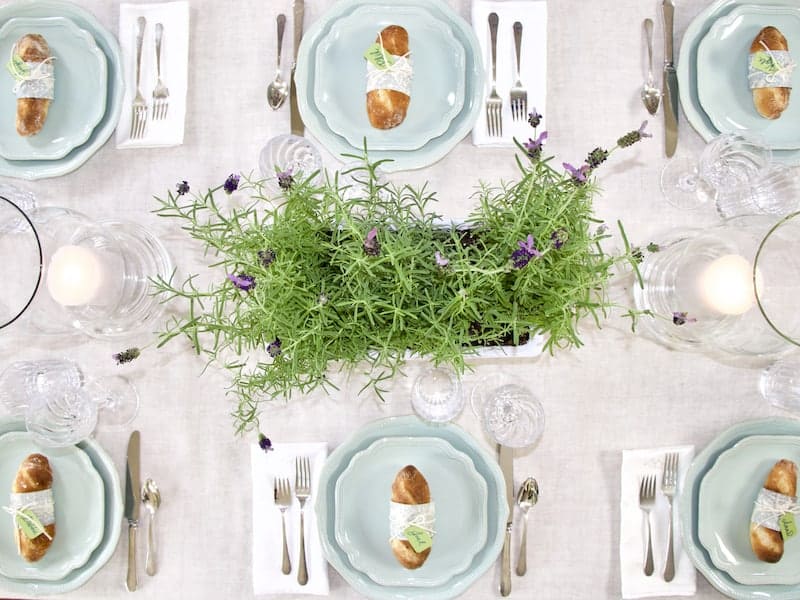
[679,418,800,599]
[334,437,487,587]
[296,0,484,172]
[0,419,122,595]
[0,16,107,161]
[316,416,507,600]
[0,432,104,581]
[314,3,465,151]
[697,5,800,149]
[679,0,800,165]
[0,0,123,180]
[698,435,800,585]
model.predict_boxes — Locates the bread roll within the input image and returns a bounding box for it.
[749,26,791,119]
[390,465,433,569]
[366,25,411,129]
[750,459,797,563]
[11,453,55,562]
[13,34,53,136]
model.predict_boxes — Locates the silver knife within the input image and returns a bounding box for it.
[662,0,678,157]
[498,444,514,597]
[289,0,305,135]
[125,431,141,592]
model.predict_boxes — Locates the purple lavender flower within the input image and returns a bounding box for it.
[364,227,381,256]
[617,121,652,148]
[223,173,240,194]
[277,168,294,190]
[563,162,591,185]
[550,228,569,249]
[672,311,697,326]
[257,433,274,452]
[113,347,141,365]
[511,234,542,269]
[176,181,190,196]
[258,249,276,268]
[523,131,548,160]
[267,338,282,357]
[435,251,449,267]
[527,108,542,128]
[227,273,256,291]
[586,147,609,168]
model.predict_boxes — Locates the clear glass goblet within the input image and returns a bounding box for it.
[258,134,323,194]
[411,366,464,423]
[470,375,545,448]
[660,134,772,210]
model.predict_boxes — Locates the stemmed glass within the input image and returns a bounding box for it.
[660,134,772,210]
[470,373,545,448]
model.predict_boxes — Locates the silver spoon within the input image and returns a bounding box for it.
[642,18,660,115]
[515,477,539,576]
[141,478,161,576]
[267,14,289,110]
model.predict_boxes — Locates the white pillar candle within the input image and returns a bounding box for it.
[46,245,104,306]
[698,254,758,316]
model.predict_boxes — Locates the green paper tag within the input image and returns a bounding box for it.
[15,508,46,540]
[403,525,432,553]
[5,54,29,81]
[364,43,395,70]
[753,52,780,74]
[780,513,797,540]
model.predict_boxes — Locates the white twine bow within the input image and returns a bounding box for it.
[752,488,800,530]
[750,41,796,86]
[365,33,413,95]
[2,504,53,540]
[388,501,436,541]
[8,46,55,95]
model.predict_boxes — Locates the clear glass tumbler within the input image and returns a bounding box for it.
[411,366,464,423]
[760,353,800,413]
[0,359,83,416]
[258,134,323,194]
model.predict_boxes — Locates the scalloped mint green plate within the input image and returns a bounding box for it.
[680,419,800,599]
[334,437,487,587]
[697,5,800,149]
[0,432,104,581]
[316,416,507,600]
[679,0,800,165]
[0,0,123,180]
[0,16,107,161]
[296,0,484,172]
[314,3,465,151]
[0,419,122,595]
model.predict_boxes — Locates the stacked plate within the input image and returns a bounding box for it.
[315,416,508,600]
[0,0,124,180]
[0,418,122,595]
[679,418,800,599]
[679,0,800,164]
[295,0,484,172]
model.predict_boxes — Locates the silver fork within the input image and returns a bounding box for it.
[509,22,527,121]
[485,12,502,137]
[273,478,292,575]
[295,456,311,586]
[130,16,148,139]
[152,23,169,120]
[662,452,679,582]
[639,473,656,576]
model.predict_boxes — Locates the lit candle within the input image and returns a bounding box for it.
[697,254,758,315]
[46,245,104,306]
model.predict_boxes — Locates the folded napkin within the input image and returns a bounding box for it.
[470,0,548,146]
[116,2,190,148]
[620,446,696,599]
[251,441,329,596]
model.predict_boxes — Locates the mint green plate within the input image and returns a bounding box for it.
[296,0,484,172]
[680,419,800,599]
[679,0,800,165]
[0,419,122,595]
[314,3,465,151]
[0,16,107,161]
[316,416,507,600]
[334,437,487,587]
[697,5,800,150]
[0,0,123,180]
[0,432,104,581]
[699,435,800,585]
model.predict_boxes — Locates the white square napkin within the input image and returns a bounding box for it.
[620,446,696,599]
[116,2,190,148]
[251,442,330,596]
[470,0,547,146]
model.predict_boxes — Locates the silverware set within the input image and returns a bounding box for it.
[638,452,679,581]
[273,456,312,585]
[485,13,528,137]
[130,17,171,139]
